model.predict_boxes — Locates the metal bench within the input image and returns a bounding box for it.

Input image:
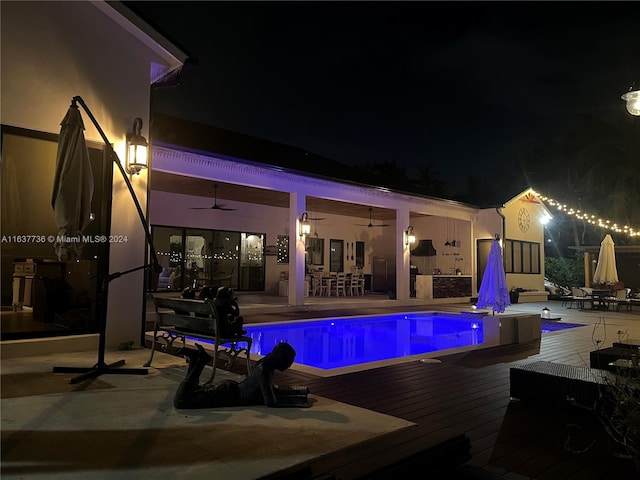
[144,296,252,384]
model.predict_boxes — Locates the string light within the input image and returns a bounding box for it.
[535,191,638,238]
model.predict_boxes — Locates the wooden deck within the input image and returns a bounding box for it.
[240,301,640,479]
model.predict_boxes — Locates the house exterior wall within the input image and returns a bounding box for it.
[1,1,183,352]
[502,194,550,293]
[150,147,557,304]
[476,209,503,241]
[150,147,481,299]
[475,191,550,298]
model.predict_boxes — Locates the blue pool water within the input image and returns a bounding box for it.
[194,314,587,374]
[244,312,484,371]
[541,321,586,333]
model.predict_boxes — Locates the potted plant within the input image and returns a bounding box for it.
[597,356,639,464]
[592,329,640,469]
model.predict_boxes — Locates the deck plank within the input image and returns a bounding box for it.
[265,309,640,479]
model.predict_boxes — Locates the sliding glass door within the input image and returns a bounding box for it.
[151,226,264,292]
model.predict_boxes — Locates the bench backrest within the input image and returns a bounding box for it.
[153,296,220,337]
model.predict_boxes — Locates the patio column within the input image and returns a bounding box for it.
[396,208,411,300]
[289,192,306,306]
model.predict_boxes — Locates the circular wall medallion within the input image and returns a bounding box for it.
[518,207,530,233]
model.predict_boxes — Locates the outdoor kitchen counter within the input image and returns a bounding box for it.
[416,275,472,299]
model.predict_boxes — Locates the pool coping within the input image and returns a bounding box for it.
[146,309,589,378]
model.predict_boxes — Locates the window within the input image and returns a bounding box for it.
[1,125,111,340]
[504,239,540,274]
[329,239,344,272]
[151,226,264,291]
[276,235,289,264]
[355,241,365,268]
[305,237,324,266]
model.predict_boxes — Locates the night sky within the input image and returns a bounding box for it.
[126,1,639,188]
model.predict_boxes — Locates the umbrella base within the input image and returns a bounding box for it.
[53,360,148,384]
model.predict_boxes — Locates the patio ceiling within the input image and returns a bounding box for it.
[151,172,429,221]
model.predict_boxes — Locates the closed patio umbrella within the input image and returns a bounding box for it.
[593,234,619,286]
[51,102,94,261]
[476,236,511,314]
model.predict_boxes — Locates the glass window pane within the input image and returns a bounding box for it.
[504,240,513,273]
[522,243,531,273]
[355,241,365,268]
[532,243,540,274]
[330,239,344,272]
[185,229,213,289]
[212,231,240,289]
[152,226,184,291]
[513,242,522,273]
[277,235,289,264]
[305,237,324,266]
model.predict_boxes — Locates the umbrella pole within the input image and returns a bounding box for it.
[53,96,160,384]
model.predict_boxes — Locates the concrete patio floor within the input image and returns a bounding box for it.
[1,347,414,480]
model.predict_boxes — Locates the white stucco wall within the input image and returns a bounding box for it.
[1,1,183,348]
[503,196,550,292]
[150,147,480,299]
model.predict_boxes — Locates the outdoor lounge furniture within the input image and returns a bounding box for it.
[563,287,593,310]
[589,288,611,310]
[590,346,639,372]
[145,296,252,384]
[605,288,632,311]
[510,360,613,409]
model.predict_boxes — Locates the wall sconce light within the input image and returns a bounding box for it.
[126,117,148,175]
[405,225,416,246]
[621,83,640,116]
[299,212,311,237]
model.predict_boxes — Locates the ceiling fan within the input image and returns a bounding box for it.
[356,207,390,227]
[189,184,237,211]
[306,212,326,221]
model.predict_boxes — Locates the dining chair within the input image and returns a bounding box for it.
[357,273,366,296]
[305,275,312,297]
[335,272,347,297]
[567,287,591,310]
[320,273,331,297]
[348,273,359,296]
[310,274,321,296]
[606,288,631,311]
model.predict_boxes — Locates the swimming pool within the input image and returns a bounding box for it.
[244,312,484,375]
[193,312,586,376]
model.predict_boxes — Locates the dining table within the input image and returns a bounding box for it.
[589,288,611,310]
[312,272,356,297]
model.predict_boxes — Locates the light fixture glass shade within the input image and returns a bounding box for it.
[299,212,311,236]
[126,117,149,174]
[621,88,640,116]
[405,226,416,246]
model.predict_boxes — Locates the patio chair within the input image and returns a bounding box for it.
[334,272,348,297]
[560,292,573,308]
[606,288,632,311]
[358,273,365,296]
[566,287,592,310]
[310,274,325,296]
[317,273,331,297]
[348,273,360,296]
